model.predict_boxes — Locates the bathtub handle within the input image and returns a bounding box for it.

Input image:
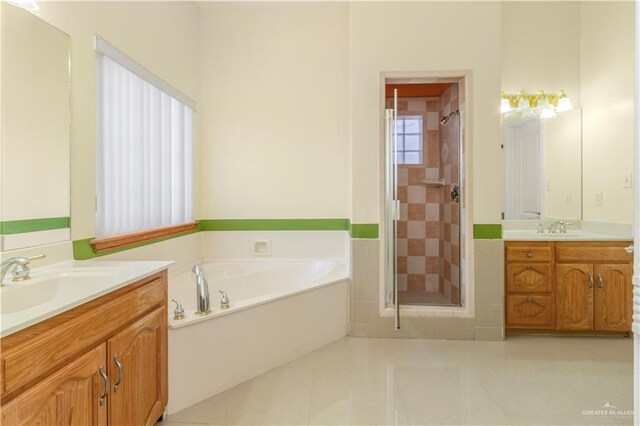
[172,298,185,320]
[219,290,230,310]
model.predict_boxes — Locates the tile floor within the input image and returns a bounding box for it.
[166,336,633,425]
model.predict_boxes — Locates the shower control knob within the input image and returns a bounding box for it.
[450,184,460,203]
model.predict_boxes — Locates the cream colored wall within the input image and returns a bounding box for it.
[34,2,201,240]
[350,1,502,224]
[543,109,583,220]
[1,3,70,222]
[581,1,635,224]
[198,3,350,219]
[501,1,581,106]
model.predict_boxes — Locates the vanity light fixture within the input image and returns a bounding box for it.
[500,89,573,118]
[6,0,38,10]
[536,91,556,118]
[515,91,535,117]
[556,89,573,112]
[500,92,512,113]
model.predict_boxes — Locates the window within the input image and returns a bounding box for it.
[95,37,195,240]
[396,115,423,165]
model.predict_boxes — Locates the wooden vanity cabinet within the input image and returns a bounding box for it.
[0,271,168,426]
[505,241,633,333]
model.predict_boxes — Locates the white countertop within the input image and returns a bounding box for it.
[503,229,632,241]
[0,260,173,338]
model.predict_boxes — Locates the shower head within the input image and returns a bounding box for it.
[439,109,460,126]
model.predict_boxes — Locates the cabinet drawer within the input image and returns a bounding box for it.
[506,263,552,293]
[1,277,165,398]
[506,295,554,329]
[506,246,552,262]
[556,244,633,263]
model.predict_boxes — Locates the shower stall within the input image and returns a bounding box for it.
[384,79,464,326]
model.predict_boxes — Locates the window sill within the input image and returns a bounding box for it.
[90,222,198,254]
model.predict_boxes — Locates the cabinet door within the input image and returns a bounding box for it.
[556,264,593,330]
[594,264,633,332]
[1,344,107,426]
[107,307,167,426]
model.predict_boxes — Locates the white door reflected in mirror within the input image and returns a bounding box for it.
[503,109,582,221]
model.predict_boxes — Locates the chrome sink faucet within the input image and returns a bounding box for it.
[0,254,46,284]
[192,264,212,316]
[548,220,574,234]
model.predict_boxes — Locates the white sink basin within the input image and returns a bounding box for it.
[0,260,173,337]
[503,229,631,241]
[0,267,128,314]
[1,279,59,314]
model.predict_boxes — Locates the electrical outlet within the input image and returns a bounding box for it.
[623,173,633,188]
[595,192,603,206]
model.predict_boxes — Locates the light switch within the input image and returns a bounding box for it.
[595,192,603,206]
[623,173,633,188]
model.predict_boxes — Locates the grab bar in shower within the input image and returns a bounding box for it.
[422,179,445,187]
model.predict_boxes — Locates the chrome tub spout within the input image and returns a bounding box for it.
[192,264,212,316]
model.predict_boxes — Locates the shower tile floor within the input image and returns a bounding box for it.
[397,291,453,306]
[165,336,633,425]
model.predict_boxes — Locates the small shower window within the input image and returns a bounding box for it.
[395,115,423,164]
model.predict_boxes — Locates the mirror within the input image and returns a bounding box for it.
[503,110,582,221]
[1,3,71,251]
[501,2,634,225]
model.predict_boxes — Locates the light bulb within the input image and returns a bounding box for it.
[536,95,556,118]
[517,97,531,114]
[500,98,512,113]
[556,90,573,112]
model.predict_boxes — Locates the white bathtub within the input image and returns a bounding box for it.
[167,259,350,414]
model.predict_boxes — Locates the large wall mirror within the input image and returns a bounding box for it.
[502,2,634,225]
[503,109,582,221]
[1,3,71,251]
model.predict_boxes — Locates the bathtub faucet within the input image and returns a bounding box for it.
[192,264,212,316]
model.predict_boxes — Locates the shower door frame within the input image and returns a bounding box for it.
[379,70,474,323]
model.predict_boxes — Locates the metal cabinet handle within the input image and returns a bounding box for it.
[597,273,604,290]
[114,355,123,393]
[99,366,109,406]
[527,265,533,270]
[527,252,533,258]
[625,245,634,254]
[527,297,533,303]
[589,272,594,291]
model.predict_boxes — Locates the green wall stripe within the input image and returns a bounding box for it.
[473,224,502,239]
[350,223,379,239]
[199,219,350,231]
[1,217,70,235]
[73,229,200,260]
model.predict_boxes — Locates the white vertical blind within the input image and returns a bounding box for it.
[96,54,193,237]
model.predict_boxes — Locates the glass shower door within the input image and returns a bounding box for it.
[384,89,400,329]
